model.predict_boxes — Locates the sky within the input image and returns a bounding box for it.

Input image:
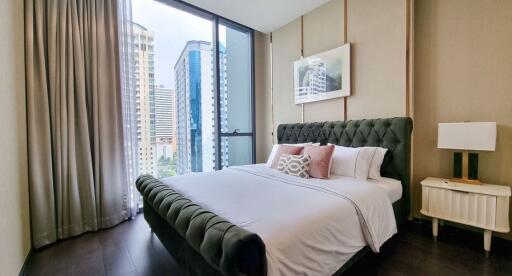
[132,0,214,88]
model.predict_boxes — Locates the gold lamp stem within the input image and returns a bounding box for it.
[451,150,481,185]
[462,150,469,180]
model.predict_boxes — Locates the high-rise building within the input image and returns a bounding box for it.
[154,85,177,159]
[174,40,229,174]
[132,22,156,175]
[174,41,228,174]
[218,43,229,168]
[175,41,214,174]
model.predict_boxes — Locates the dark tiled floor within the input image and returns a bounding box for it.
[26,215,183,276]
[25,214,512,276]
[346,221,512,276]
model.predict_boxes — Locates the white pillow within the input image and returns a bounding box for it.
[368,147,388,180]
[265,143,317,167]
[330,145,375,179]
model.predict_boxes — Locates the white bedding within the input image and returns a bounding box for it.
[370,177,403,203]
[160,164,398,276]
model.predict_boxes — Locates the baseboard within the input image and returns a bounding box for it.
[18,248,33,276]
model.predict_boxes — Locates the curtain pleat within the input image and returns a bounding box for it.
[25,0,129,248]
[117,0,139,218]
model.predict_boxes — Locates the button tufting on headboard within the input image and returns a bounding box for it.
[277,117,413,223]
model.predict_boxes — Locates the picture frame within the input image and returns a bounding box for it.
[293,44,350,104]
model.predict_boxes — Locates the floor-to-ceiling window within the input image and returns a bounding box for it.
[131,0,254,178]
[217,21,254,169]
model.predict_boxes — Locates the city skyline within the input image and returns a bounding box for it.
[132,0,212,88]
[132,19,221,177]
[131,2,253,176]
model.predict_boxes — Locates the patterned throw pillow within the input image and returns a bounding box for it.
[277,154,311,179]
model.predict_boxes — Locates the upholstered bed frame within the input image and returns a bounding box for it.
[137,117,413,276]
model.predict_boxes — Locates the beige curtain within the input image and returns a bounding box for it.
[25,0,128,248]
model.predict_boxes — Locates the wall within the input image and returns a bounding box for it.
[254,31,273,163]
[302,0,345,122]
[263,0,411,158]
[346,0,408,120]
[0,0,31,274]
[413,0,512,239]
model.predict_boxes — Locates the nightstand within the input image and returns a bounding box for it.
[420,177,511,256]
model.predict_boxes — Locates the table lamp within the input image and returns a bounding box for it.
[437,122,497,185]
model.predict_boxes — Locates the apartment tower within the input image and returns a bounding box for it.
[132,22,156,175]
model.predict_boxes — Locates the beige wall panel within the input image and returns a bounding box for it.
[271,19,302,128]
[347,0,407,120]
[414,0,512,239]
[254,32,273,163]
[0,0,31,274]
[302,0,345,122]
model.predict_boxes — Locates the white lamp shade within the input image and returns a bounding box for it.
[438,122,496,151]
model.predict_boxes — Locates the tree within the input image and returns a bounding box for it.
[157,154,177,177]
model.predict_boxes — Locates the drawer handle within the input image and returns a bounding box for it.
[451,190,469,194]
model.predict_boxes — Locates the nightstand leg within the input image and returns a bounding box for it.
[432,218,439,241]
[484,230,492,256]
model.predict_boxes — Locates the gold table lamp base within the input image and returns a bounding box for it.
[450,177,481,185]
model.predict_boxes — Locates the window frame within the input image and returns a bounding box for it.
[157,0,256,170]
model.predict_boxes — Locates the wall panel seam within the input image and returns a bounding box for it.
[405,0,411,117]
[270,32,275,144]
[344,0,348,121]
[300,15,305,123]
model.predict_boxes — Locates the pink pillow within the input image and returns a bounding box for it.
[271,145,304,168]
[303,144,335,179]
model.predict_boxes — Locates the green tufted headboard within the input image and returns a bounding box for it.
[277,117,413,223]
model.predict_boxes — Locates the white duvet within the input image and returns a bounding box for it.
[160,164,397,276]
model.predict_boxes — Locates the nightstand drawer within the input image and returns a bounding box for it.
[422,186,497,229]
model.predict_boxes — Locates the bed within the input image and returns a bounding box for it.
[136,117,413,275]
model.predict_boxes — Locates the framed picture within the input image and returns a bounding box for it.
[293,44,350,104]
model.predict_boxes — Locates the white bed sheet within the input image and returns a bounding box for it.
[369,177,403,203]
[160,164,398,276]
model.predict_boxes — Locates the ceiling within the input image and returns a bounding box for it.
[183,0,332,33]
